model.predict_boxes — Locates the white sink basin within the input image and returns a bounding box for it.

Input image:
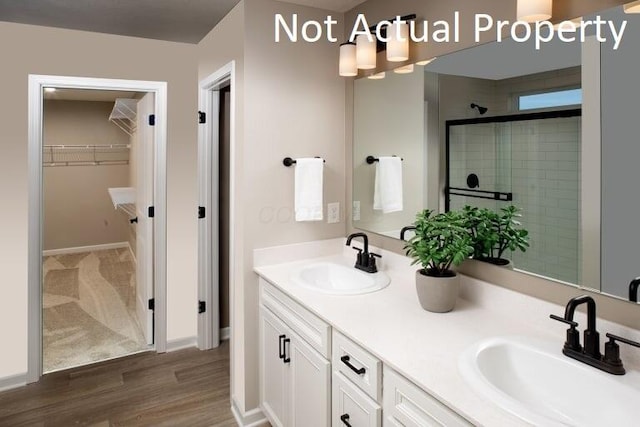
[459,336,640,426]
[290,259,390,295]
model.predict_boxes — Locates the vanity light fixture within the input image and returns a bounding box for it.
[416,57,437,66]
[368,72,386,80]
[394,64,414,74]
[624,0,640,13]
[516,0,553,22]
[339,42,358,77]
[44,87,57,93]
[387,21,409,62]
[356,34,377,69]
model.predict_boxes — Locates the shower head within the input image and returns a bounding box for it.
[471,103,488,115]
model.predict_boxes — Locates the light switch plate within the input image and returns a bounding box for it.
[353,201,361,221]
[328,202,340,224]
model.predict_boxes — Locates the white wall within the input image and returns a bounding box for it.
[0,22,198,380]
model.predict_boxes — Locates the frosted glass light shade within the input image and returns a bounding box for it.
[368,72,386,80]
[356,34,377,70]
[624,1,640,13]
[517,0,552,22]
[394,64,414,74]
[387,21,409,62]
[339,43,357,77]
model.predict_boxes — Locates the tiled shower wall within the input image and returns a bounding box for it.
[446,68,582,284]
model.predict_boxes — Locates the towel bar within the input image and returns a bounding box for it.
[283,157,326,167]
[366,155,404,164]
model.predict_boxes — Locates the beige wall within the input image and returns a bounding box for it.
[43,100,130,251]
[198,0,346,414]
[353,70,425,235]
[0,22,198,379]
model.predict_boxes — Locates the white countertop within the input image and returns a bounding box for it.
[253,239,640,427]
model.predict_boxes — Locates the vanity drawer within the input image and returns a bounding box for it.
[259,277,331,358]
[383,367,472,427]
[332,331,382,402]
[333,372,381,427]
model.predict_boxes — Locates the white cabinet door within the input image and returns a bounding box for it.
[289,333,331,427]
[383,368,472,427]
[260,307,289,427]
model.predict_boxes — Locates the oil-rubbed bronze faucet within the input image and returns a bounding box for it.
[629,278,640,303]
[551,295,640,375]
[346,233,380,273]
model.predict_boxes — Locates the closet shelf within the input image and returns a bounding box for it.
[108,187,136,218]
[109,98,137,136]
[43,144,130,167]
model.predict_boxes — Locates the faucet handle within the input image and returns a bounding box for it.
[370,252,381,259]
[550,314,582,352]
[550,314,578,328]
[603,333,640,374]
[606,333,640,349]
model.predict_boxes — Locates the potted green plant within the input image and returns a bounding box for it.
[404,209,474,313]
[465,205,530,268]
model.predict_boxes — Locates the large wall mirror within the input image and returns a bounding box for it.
[352,5,640,305]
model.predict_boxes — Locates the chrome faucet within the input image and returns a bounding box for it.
[346,233,380,273]
[551,295,640,375]
[629,278,640,303]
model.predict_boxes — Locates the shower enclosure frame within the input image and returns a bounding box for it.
[444,108,582,212]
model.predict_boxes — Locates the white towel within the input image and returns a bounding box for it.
[295,158,324,222]
[373,156,403,214]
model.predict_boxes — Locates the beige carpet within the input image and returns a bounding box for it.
[43,248,149,373]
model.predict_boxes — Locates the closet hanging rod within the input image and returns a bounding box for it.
[283,157,326,167]
[366,155,404,164]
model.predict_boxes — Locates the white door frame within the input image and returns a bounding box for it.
[197,61,235,350]
[27,74,168,382]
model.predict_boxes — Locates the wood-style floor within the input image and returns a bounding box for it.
[0,341,236,427]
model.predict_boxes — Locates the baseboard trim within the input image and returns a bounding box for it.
[43,242,129,256]
[166,337,197,352]
[0,373,27,393]
[231,399,268,427]
[220,327,231,341]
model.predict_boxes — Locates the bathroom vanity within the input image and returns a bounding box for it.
[254,239,640,427]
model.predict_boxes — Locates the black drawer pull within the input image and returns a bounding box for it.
[341,355,366,375]
[340,414,352,427]
[278,335,286,360]
[283,338,291,364]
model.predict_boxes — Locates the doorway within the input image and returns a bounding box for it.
[28,75,168,382]
[197,62,235,351]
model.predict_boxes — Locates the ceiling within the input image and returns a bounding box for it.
[0,0,368,44]
[44,89,141,102]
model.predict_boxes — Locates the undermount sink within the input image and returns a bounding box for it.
[459,336,640,426]
[290,259,391,295]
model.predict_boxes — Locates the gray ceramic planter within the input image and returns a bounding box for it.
[415,270,460,313]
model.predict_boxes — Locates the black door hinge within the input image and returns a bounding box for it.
[148,114,156,126]
[198,206,206,219]
[198,111,206,124]
[148,206,155,218]
[148,298,155,311]
[198,301,206,314]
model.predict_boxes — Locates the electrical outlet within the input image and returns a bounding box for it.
[353,201,361,221]
[328,202,340,224]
